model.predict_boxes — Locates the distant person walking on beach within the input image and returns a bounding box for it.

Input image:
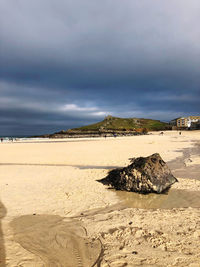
[179,131,181,135]
[1,138,3,143]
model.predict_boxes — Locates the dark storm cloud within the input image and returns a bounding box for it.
[0,0,200,135]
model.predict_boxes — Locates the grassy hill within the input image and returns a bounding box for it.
[72,115,169,132]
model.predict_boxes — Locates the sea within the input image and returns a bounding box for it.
[0,135,46,142]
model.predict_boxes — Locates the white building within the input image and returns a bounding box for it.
[170,116,200,128]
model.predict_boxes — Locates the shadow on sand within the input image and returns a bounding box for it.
[0,163,120,170]
[0,200,6,267]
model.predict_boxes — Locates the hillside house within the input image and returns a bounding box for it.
[170,116,200,129]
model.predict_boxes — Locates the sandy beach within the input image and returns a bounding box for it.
[0,131,200,266]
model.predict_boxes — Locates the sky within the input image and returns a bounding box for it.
[0,0,200,136]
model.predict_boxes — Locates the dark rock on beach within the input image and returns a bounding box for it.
[100,153,178,194]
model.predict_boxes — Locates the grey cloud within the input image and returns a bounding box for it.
[0,0,200,135]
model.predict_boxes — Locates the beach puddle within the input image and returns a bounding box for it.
[10,215,102,267]
[115,189,200,209]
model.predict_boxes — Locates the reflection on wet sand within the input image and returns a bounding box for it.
[10,215,102,267]
[0,201,6,267]
[115,189,200,209]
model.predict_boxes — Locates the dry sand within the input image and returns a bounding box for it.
[0,130,200,266]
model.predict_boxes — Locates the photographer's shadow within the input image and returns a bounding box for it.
[0,200,6,267]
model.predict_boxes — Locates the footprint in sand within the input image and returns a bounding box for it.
[10,215,102,267]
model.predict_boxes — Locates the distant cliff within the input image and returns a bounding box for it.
[40,116,170,138]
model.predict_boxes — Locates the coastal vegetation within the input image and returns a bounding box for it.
[74,115,169,132]
[44,116,170,138]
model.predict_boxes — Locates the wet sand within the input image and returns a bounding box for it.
[115,188,200,209]
[168,142,200,180]
[0,130,200,266]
